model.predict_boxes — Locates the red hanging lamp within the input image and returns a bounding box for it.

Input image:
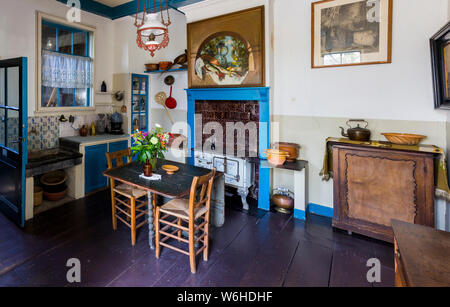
[134,0,171,57]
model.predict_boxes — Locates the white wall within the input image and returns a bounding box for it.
[112,10,189,132]
[0,0,115,116]
[273,0,449,122]
[181,0,450,230]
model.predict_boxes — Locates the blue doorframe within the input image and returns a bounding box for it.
[185,87,270,211]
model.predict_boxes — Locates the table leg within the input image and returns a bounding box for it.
[147,191,155,249]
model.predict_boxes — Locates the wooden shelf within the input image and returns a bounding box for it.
[95,91,114,95]
[144,68,188,74]
[260,159,308,172]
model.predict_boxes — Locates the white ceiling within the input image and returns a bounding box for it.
[93,0,132,7]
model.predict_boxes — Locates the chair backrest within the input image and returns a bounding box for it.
[188,168,217,218]
[106,148,132,170]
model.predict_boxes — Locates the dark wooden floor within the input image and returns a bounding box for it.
[0,191,395,287]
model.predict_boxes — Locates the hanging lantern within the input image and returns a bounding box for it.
[134,0,171,57]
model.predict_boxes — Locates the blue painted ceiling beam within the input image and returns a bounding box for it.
[56,0,113,19]
[55,0,204,20]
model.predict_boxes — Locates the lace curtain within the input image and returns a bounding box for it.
[42,50,93,89]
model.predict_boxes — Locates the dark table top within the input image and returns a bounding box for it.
[103,160,222,199]
[392,220,450,287]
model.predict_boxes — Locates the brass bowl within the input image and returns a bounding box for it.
[382,133,426,145]
[272,194,294,209]
[272,194,294,214]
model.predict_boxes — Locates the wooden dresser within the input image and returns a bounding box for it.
[392,220,450,287]
[332,143,435,243]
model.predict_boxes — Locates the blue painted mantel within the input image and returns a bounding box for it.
[185,87,271,211]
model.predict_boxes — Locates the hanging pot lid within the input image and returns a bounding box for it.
[164,75,175,86]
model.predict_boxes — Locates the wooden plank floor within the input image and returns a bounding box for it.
[0,190,394,287]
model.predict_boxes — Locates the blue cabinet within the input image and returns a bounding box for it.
[84,144,108,194]
[84,140,130,195]
[131,74,149,133]
[109,140,128,153]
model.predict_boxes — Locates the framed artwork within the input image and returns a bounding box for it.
[430,22,450,109]
[187,6,265,88]
[312,0,393,68]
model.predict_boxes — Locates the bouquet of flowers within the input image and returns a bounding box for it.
[131,126,172,175]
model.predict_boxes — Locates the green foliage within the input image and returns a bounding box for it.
[130,126,171,167]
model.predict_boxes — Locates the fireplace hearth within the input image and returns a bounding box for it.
[186,87,271,211]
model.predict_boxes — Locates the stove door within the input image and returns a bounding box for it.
[214,156,241,187]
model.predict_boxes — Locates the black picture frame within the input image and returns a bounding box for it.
[430,21,450,109]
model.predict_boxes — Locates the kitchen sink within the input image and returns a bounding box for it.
[28,148,77,163]
[26,148,83,174]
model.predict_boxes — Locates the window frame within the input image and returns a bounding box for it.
[36,11,96,113]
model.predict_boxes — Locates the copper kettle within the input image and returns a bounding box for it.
[340,119,371,142]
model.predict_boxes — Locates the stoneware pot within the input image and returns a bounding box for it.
[274,142,300,162]
[79,125,88,137]
[143,163,153,177]
[43,188,68,201]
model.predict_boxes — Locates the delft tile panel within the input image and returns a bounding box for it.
[28,116,59,152]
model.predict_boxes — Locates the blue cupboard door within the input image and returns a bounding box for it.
[85,144,108,194]
[109,140,128,152]
[108,140,129,167]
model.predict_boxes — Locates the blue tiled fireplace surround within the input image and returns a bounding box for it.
[186,87,271,211]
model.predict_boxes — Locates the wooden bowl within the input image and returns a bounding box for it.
[145,63,159,71]
[159,61,173,71]
[264,149,290,166]
[382,133,427,145]
[162,165,179,175]
[274,142,300,162]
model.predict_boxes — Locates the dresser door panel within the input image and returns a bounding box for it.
[332,145,435,242]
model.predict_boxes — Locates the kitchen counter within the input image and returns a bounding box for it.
[59,134,129,150]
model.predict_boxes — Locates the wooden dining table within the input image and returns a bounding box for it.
[103,159,224,249]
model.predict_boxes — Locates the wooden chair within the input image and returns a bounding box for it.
[155,168,216,273]
[106,149,148,246]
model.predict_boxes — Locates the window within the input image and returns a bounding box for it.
[38,14,94,110]
[323,51,361,66]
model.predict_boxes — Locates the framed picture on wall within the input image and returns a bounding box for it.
[430,21,450,109]
[187,6,265,88]
[312,0,393,68]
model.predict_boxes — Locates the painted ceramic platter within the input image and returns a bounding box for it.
[195,34,250,86]
[162,165,180,175]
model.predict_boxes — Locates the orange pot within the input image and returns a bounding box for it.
[159,61,173,71]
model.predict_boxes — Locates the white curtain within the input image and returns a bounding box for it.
[42,50,93,89]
